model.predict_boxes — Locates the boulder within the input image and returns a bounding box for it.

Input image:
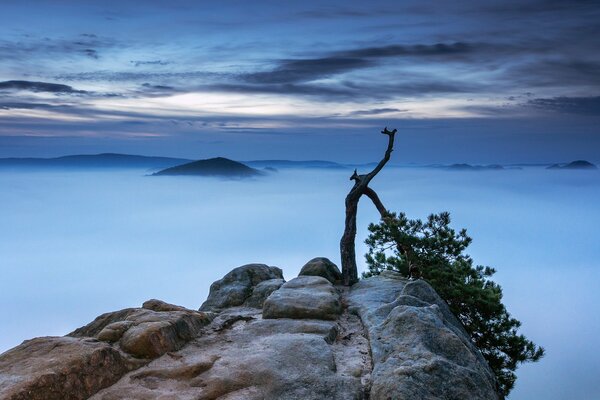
[0,336,140,400]
[244,278,285,308]
[263,276,342,320]
[142,299,189,312]
[200,264,284,312]
[70,301,213,359]
[348,274,499,400]
[298,257,342,284]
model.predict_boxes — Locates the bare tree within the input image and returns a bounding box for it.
[340,127,396,285]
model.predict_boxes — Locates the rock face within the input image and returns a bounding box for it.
[348,270,499,400]
[70,301,213,359]
[0,337,139,400]
[298,257,342,284]
[200,263,284,311]
[0,259,499,400]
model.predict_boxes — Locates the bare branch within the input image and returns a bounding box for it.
[364,127,396,184]
[363,187,388,218]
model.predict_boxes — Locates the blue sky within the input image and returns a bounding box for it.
[0,0,598,162]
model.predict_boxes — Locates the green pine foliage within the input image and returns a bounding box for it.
[364,211,544,398]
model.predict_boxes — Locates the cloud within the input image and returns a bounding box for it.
[131,60,171,67]
[0,102,73,111]
[141,83,175,90]
[0,34,116,62]
[349,108,408,116]
[0,80,87,94]
[82,49,99,59]
[507,60,600,88]
[335,42,474,58]
[55,71,222,82]
[527,96,600,115]
[295,8,390,19]
[243,57,372,84]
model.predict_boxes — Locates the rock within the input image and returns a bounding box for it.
[244,278,285,308]
[70,301,213,359]
[348,275,499,400]
[200,264,284,312]
[298,257,342,284]
[0,336,140,400]
[90,308,365,400]
[142,299,190,312]
[263,276,342,320]
[97,321,134,343]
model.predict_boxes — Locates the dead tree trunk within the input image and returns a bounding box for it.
[340,127,396,285]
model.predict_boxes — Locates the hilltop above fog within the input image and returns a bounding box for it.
[0,258,499,400]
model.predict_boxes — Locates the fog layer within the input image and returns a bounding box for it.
[1,167,598,399]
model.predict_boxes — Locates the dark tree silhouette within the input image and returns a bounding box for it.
[340,127,396,285]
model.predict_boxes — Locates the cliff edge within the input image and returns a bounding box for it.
[0,258,499,399]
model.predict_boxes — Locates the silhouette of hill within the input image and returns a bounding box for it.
[245,160,346,169]
[547,160,597,170]
[445,163,505,171]
[0,153,190,169]
[153,157,262,177]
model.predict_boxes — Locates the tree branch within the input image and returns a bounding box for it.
[363,187,388,218]
[364,127,396,185]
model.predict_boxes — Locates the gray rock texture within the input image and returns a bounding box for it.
[0,259,500,400]
[200,263,284,311]
[70,303,213,359]
[348,272,499,400]
[298,257,342,284]
[0,336,141,400]
[263,276,342,320]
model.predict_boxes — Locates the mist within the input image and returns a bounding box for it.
[1,166,599,399]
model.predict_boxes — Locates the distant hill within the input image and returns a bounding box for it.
[547,160,597,170]
[445,163,505,171]
[153,157,262,177]
[0,153,190,169]
[244,160,346,169]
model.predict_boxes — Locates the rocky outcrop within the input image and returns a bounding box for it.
[0,337,140,400]
[200,263,283,311]
[70,301,213,359]
[0,259,500,400]
[298,257,342,284]
[348,270,499,400]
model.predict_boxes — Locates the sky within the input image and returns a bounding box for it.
[0,0,599,163]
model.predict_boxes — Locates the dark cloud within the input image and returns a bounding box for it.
[0,34,114,62]
[205,82,355,98]
[131,60,171,67]
[295,8,390,19]
[527,96,600,115]
[141,83,175,90]
[335,42,474,58]
[55,71,222,82]
[349,108,408,116]
[507,60,600,88]
[0,80,86,94]
[0,102,73,111]
[82,49,99,59]
[242,42,476,86]
[243,57,371,84]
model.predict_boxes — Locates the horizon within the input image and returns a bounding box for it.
[0,150,598,166]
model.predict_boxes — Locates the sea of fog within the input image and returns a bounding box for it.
[1,166,599,399]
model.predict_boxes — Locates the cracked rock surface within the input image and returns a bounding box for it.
[0,260,499,399]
